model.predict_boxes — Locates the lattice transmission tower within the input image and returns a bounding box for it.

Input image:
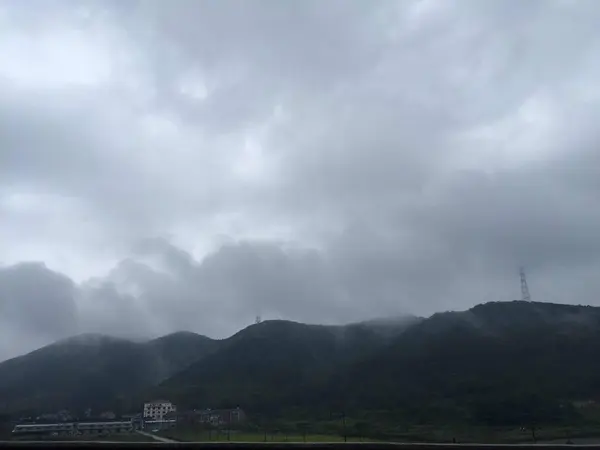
[520,267,531,302]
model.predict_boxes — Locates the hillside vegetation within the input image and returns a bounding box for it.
[1,302,599,430]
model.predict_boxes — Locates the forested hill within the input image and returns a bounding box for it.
[0,332,216,414]
[156,301,600,425]
[322,301,600,424]
[2,301,600,428]
[154,316,420,413]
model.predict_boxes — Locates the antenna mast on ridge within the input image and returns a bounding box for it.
[520,267,531,302]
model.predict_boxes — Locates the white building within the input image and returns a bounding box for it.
[143,400,176,420]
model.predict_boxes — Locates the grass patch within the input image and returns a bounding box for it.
[157,422,600,444]
[10,433,156,442]
[159,429,375,443]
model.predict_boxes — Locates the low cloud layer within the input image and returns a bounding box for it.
[2,0,600,361]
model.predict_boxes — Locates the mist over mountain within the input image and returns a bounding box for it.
[3,0,600,371]
[1,301,599,429]
[0,331,215,414]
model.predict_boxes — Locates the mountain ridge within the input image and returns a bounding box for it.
[0,330,216,414]
[1,302,599,427]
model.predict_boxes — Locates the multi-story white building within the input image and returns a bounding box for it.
[143,400,176,420]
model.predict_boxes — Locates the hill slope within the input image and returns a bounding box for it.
[325,301,600,425]
[0,332,215,414]
[155,317,419,414]
[3,302,600,427]
[154,302,600,426]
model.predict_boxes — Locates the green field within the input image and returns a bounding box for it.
[94,433,157,442]
[157,424,600,445]
[158,429,375,443]
[360,425,600,444]
[10,433,156,443]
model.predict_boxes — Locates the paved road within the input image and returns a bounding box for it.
[135,430,177,443]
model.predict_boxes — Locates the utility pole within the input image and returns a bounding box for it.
[520,267,531,302]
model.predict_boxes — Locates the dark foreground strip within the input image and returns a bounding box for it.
[2,443,600,449]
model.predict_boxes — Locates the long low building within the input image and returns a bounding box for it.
[12,423,76,436]
[144,419,176,430]
[12,420,134,437]
[76,421,134,434]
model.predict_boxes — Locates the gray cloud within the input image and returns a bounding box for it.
[2,0,600,360]
[0,263,78,360]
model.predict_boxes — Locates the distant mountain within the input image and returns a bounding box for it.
[325,301,600,425]
[0,331,215,414]
[4,303,600,428]
[153,302,600,426]
[0,316,417,416]
[154,317,419,414]
[145,331,217,380]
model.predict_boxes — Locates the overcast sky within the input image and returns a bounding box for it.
[1,0,600,361]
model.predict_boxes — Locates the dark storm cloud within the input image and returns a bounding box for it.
[91,238,353,336]
[0,263,77,335]
[0,263,78,360]
[0,239,362,361]
[2,0,600,359]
